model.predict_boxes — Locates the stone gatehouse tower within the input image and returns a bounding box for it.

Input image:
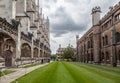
[0,0,51,67]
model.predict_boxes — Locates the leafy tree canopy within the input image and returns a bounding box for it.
[62,44,75,61]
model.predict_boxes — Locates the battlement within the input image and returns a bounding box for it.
[92,6,101,14]
[101,1,120,23]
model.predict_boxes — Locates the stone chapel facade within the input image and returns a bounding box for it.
[0,0,51,67]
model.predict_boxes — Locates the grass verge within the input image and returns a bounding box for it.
[0,70,15,77]
[22,63,40,68]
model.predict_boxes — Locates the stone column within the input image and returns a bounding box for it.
[31,38,34,59]
[15,24,21,67]
[93,26,100,63]
[38,48,40,62]
[16,25,21,59]
[111,25,117,67]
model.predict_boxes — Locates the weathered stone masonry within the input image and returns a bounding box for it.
[76,2,120,66]
[0,0,51,67]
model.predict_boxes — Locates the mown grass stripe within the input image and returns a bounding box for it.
[72,63,120,83]
[81,63,120,74]
[11,61,120,83]
[53,62,77,83]
[63,62,115,83]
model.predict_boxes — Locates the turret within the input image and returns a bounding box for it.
[91,6,101,26]
[59,44,61,49]
[92,6,101,63]
[76,35,79,43]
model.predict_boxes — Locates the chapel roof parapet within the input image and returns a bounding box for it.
[100,1,120,23]
[92,6,101,14]
[0,17,19,32]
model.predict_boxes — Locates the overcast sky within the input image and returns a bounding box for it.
[41,0,119,54]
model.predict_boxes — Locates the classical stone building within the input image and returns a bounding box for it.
[56,44,76,61]
[0,0,51,67]
[76,2,120,66]
[56,45,66,60]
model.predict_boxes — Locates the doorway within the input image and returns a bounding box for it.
[4,50,12,67]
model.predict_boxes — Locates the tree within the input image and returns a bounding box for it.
[62,45,75,61]
[51,54,57,61]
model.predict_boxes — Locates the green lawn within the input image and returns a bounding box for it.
[11,62,120,83]
[0,70,15,77]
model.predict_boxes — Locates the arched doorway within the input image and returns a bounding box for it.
[117,50,120,64]
[0,37,3,57]
[101,52,105,63]
[33,47,38,58]
[0,33,16,67]
[106,52,110,64]
[40,50,42,58]
[21,43,31,57]
[4,38,16,67]
[4,50,12,67]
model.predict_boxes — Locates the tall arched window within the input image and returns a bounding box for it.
[106,52,110,64]
[118,50,120,63]
[105,35,108,45]
[87,41,90,49]
[91,53,94,61]
[84,44,86,52]
[101,52,104,62]
[102,37,105,46]
[116,32,120,43]
[90,38,93,48]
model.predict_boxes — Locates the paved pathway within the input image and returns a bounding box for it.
[0,63,49,83]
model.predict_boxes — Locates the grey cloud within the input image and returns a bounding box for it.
[53,0,57,3]
[65,0,79,4]
[51,39,57,44]
[43,0,120,54]
[44,0,57,3]
[50,6,88,37]
[44,4,50,9]
[51,22,88,37]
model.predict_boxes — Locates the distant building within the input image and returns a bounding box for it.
[76,2,120,66]
[0,0,51,67]
[56,44,76,61]
[56,45,65,60]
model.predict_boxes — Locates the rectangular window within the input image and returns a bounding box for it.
[102,37,104,46]
[102,19,112,29]
[116,32,120,43]
[115,13,120,21]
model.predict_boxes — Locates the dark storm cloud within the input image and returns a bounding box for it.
[50,6,88,37]
[51,22,88,37]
